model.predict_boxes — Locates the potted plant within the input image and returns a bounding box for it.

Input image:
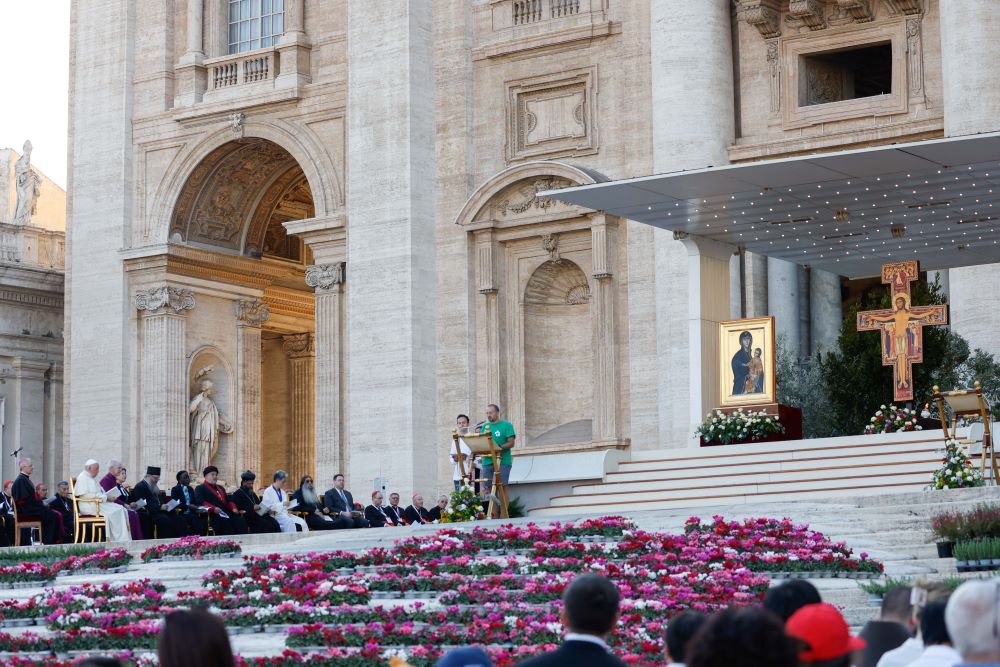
[954,541,973,572]
[930,511,964,558]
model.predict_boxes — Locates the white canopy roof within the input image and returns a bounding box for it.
[540,132,1000,278]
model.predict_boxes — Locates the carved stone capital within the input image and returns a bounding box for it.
[135,286,195,315]
[305,262,345,292]
[837,0,873,22]
[673,231,689,241]
[788,0,826,29]
[740,0,781,39]
[235,298,270,327]
[282,332,314,359]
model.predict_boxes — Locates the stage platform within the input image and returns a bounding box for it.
[527,428,972,516]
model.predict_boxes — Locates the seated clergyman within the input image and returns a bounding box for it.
[292,475,339,530]
[404,493,431,525]
[230,471,280,534]
[261,470,309,534]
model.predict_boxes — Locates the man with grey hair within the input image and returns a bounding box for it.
[11,458,60,543]
[99,460,123,493]
[945,579,1000,664]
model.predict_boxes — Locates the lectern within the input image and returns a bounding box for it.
[934,381,998,483]
[455,429,509,519]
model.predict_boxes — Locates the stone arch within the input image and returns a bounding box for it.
[453,160,608,228]
[522,258,594,445]
[149,120,341,247]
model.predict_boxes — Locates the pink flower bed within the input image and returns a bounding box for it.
[0,515,882,666]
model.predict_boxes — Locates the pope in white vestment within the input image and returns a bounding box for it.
[260,472,308,534]
[76,459,132,542]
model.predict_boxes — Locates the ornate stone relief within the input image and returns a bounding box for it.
[135,286,196,314]
[788,0,826,30]
[235,298,270,326]
[305,262,345,292]
[907,14,924,97]
[740,0,782,39]
[767,39,781,114]
[282,332,314,358]
[170,138,301,251]
[885,0,923,14]
[524,259,591,307]
[837,0,874,22]
[497,178,573,217]
[506,68,597,162]
[542,233,560,260]
[229,112,246,139]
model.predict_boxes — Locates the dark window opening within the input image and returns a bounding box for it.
[800,43,893,107]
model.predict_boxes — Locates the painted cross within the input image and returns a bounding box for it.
[856,260,948,402]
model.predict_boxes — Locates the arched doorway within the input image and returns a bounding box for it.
[133,138,318,486]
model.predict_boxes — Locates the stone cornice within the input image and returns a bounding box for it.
[134,286,196,315]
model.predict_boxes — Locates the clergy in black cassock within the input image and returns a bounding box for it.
[403,494,431,525]
[11,460,60,543]
[129,467,188,539]
[194,466,248,535]
[169,470,208,536]
[292,475,340,530]
[231,471,280,534]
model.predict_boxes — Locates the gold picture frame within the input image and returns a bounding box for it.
[719,316,777,407]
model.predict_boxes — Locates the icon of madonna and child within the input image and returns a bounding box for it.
[731,330,765,395]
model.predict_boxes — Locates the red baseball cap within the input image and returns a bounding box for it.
[786,603,866,662]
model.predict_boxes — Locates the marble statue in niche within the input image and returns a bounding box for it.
[189,366,233,474]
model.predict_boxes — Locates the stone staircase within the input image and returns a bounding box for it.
[528,430,960,516]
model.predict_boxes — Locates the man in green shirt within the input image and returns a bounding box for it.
[480,403,515,496]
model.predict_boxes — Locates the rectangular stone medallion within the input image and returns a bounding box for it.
[506,67,598,162]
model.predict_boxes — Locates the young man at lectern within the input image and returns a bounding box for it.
[480,403,515,497]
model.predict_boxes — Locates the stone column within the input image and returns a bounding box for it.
[306,263,346,485]
[474,230,503,410]
[651,0,736,446]
[590,214,620,444]
[176,0,206,105]
[677,234,735,427]
[768,257,801,357]
[275,0,311,89]
[941,1,1000,357]
[810,269,842,355]
[744,252,768,318]
[282,333,315,484]
[235,299,268,477]
[135,286,195,479]
[347,3,436,496]
[8,359,49,483]
[44,364,64,486]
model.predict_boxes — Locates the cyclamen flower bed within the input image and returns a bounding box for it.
[140,534,241,562]
[0,515,882,666]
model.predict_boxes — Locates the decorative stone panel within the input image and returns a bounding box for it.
[506,68,597,162]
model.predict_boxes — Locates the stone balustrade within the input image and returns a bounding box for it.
[206,49,276,91]
[513,0,581,25]
[0,223,65,270]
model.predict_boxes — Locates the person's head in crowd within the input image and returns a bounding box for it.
[158,608,235,667]
[436,495,448,510]
[412,493,424,509]
[665,610,706,666]
[35,482,48,498]
[299,475,321,506]
[880,586,916,629]
[686,606,799,667]
[116,467,129,485]
[177,470,191,487]
[560,573,620,638]
[2,480,11,497]
[946,579,1000,662]
[371,490,384,507]
[203,466,219,484]
[786,603,866,667]
[389,492,401,507]
[762,579,822,622]
[333,473,346,490]
[436,647,493,667]
[56,482,69,499]
[272,470,288,490]
[919,597,952,647]
[240,470,256,490]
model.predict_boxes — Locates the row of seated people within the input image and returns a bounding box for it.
[0,457,453,544]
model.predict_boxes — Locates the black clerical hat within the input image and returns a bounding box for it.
[146,466,161,476]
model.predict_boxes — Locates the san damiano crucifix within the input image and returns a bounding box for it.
[856,260,948,403]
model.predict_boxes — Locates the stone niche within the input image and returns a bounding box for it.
[187,346,235,482]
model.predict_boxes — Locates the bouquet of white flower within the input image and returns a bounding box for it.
[443,483,486,523]
[929,439,984,490]
[695,408,785,445]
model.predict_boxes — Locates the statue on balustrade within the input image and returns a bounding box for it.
[13,140,41,227]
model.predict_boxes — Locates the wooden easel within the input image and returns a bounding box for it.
[461,430,509,519]
[934,381,998,483]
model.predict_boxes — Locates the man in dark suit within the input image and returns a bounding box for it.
[194,466,248,535]
[384,492,407,525]
[322,473,369,528]
[403,493,431,525]
[11,458,61,543]
[515,574,626,667]
[231,471,281,534]
[858,586,915,667]
[129,467,188,538]
[50,481,75,544]
[170,470,208,536]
